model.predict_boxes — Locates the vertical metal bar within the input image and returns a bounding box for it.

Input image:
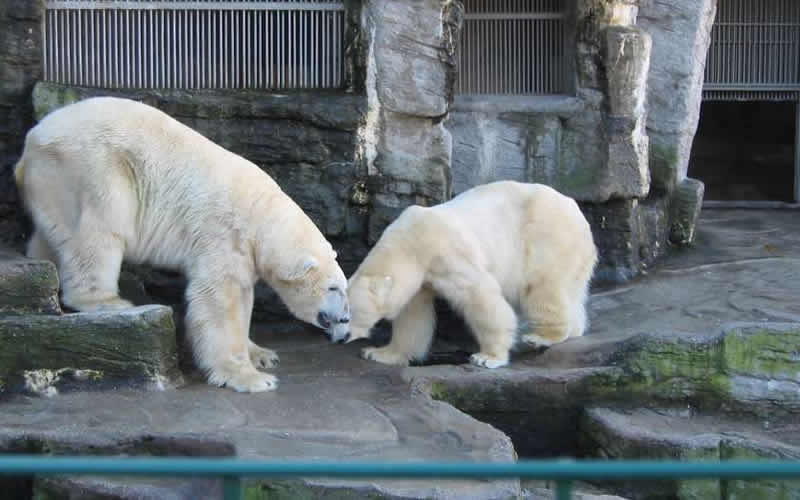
[126,8,131,88]
[102,9,108,88]
[322,9,327,88]
[268,10,273,88]
[312,10,317,88]
[148,9,153,88]
[223,9,228,88]
[43,9,49,82]
[234,8,239,88]
[556,480,573,500]
[137,8,142,88]
[290,9,295,88]
[159,10,164,88]
[794,101,800,203]
[213,10,218,88]
[223,477,242,500]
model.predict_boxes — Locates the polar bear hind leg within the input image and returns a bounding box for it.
[21,159,133,312]
[438,272,516,369]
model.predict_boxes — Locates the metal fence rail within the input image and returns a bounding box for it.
[704,0,800,102]
[456,0,566,95]
[3,456,800,500]
[42,0,345,90]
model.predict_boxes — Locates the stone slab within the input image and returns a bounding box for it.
[0,305,181,395]
[579,407,800,500]
[0,325,519,500]
[0,249,60,316]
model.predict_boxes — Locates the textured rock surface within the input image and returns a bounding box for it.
[579,408,800,500]
[604,25,651,199]
[0,0,43,249]
[0,325,519,500]
[0,248,60,316]
[360,0,461,243]
[581,194,670,283]
[638,0,718,192]
[0,305,181,395]
[669,177,705,246]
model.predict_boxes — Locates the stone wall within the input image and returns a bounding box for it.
[0,0,43,249]
[358,0,461,243]
[638,0,718,193]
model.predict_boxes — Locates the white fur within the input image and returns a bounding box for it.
[15,97,350,392]
[347,181,598,368]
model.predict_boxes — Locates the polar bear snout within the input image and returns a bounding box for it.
[324,319,351,344]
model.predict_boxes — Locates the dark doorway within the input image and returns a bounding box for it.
[689,101,797,202]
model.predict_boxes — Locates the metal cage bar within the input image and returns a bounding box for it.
[455,0,567,95]
[42,0,345,90]
[703,0,800,102]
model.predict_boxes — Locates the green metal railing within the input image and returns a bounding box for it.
[2,456,800,500]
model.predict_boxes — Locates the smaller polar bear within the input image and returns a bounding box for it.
[342,181,598,368]
[15,97,350,392]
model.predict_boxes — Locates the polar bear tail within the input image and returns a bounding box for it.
[13,155,26,204]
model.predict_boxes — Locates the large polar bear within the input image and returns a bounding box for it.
[15,96,350,392]
[342,181,598,368]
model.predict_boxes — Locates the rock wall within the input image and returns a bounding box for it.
[359,0,461,243]
[0,0,43,249]
[638,0,718,192]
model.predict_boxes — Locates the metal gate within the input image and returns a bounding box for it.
[702,0,800,201]
[42,0,346,90]
[455,0,567,95]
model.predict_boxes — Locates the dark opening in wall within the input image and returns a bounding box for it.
[689,101,797,202]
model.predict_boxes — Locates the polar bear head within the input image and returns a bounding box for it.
[270,249,350,342]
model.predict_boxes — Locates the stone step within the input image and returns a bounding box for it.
[0,248,60,316]
[578,407,800,500]
[0,326,519,500]
[0,305,182,395]
[407,321,800,457]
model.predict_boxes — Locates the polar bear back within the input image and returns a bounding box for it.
[19,97,315,273]
[383,181,596,301]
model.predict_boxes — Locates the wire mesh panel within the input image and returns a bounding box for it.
[703,0,800,101]
[456,0,566,95]
[42,0,346,90]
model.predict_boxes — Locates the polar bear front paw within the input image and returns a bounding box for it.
[249,342,280,369]
[361,347,411,366]
[469,353,509,369]
[212,366,278,393]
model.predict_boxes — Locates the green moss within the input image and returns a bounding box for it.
[244,480,387,500]
[723,327,800,379]
[32,82,82,122]
[720,443,800,500]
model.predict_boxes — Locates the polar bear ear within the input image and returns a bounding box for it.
[279,255,319,281]
[369,275,393,304]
